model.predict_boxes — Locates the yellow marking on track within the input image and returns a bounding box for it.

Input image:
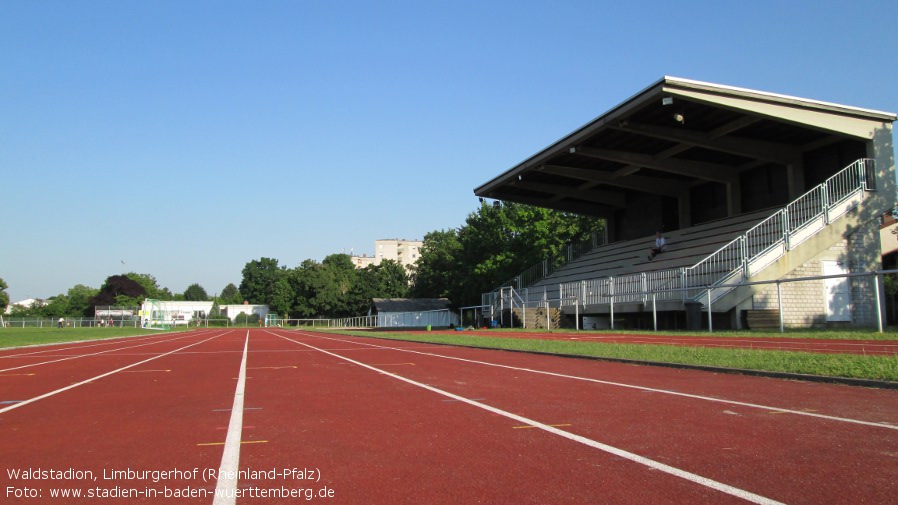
[513,423,571,430]
[197,440,268,446]
[0,373,36,377]
[248,366,298,370]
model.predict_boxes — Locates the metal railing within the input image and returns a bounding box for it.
[544,158,875,310]
[490,229,606,292]
[328,309,459,329]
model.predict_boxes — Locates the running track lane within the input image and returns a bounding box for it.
[1,329,247,504]
[259,329,898,504]
[416,329,898,355]
[3,329,896,503]
[0,330,223,399]
[239,330,751,504]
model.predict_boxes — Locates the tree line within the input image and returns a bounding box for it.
[1,201,603,319]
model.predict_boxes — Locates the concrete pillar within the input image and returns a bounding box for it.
[786,162,805,200]
[726,181,742,216]
[678,194,692,228]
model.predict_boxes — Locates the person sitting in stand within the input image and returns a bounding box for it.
[647,230,667,261]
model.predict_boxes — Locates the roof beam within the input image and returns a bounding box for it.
[611,121,802,165]
[511,180,626,207]
[488,192,616,218]
[569,146,740,184]
[540,164,689,197]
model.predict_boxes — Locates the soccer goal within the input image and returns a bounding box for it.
[265,313,281,327]
[141,299,170,330]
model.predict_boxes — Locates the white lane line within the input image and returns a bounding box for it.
[0,331,232,415]
[294,331,898,431]
[212,332,250,505]
[0,332,206,373]
[273,332,784,505]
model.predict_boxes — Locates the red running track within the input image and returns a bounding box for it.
[417,329,898,355]
[1,328,897,504]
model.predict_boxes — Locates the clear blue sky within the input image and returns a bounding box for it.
[2,0,897,302]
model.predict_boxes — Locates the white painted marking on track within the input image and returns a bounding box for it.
[299,331,898,431]
[0,331,232,415]
[212,332,250,505]
[271,331,786,505]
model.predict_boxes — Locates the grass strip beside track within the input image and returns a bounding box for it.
[0,327,177,347]
[470,327,898,340]
[332,330,898,382]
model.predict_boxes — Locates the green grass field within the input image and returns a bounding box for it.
[0,327,176,348]
[332,329,898,382]
[461,326,898,340]
[4,325,897,382]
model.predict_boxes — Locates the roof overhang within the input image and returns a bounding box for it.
[474,77,896,217]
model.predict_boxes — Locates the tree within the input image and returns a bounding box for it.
[184,283,209,301]
[350,260,408,314]
[288,259,324,318]
[125,273,171,301]
[0,277,8,313]
[220,283,242,304]
[287,255,363,319]
[317,254,357,317]
[42,295,70,317]
[409,229,462,300]
[66,284,98,316]
[411,201,603,307]
[89,275,146,312]
[239,258,290,314]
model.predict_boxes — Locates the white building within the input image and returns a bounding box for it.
[351,238,422,270]
[138,299,269,325]
[3,298,46,314]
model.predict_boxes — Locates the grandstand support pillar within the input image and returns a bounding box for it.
[726,181,742,216]
[609,278,615,330]
[678,195,691,228]
[786,162,805,201]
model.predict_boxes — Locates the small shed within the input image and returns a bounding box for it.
[369,298,458,328]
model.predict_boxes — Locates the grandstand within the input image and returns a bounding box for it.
[476,77,896,329]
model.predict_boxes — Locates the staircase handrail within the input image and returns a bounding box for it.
[489,228,606,294]
[545,158,874,309]
[682,158,874,301]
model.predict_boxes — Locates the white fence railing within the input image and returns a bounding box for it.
[329,309,459,329]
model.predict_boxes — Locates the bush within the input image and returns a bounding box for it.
[233,313,261,325]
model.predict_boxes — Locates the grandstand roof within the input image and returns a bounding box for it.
[474,77,896,218]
